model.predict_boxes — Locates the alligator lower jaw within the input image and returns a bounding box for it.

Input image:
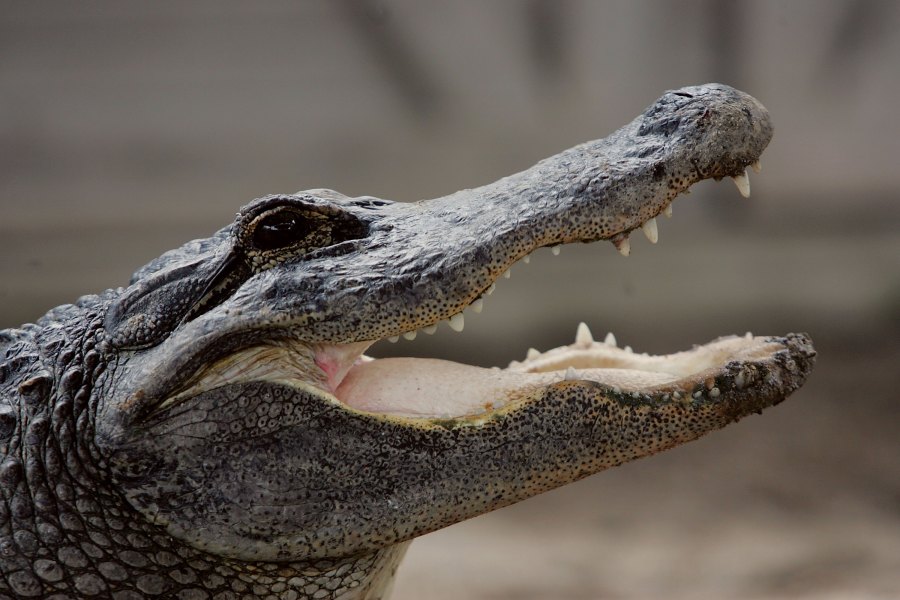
[330,331,804,421]
[179,329,810,424]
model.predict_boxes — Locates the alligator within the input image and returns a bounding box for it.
[0,83,815,600]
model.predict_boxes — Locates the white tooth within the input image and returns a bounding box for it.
[448,313,465,332]
[614,236,630,257]
[503,269,511,279]
[751,160,762,174]
[641,218,658,244]
[624,345,633,354]
[487,283,496,295]
[388,336,400,343]
[522,254,531,264]
[732,169,751,198]
[604,332,617,347]
[470,298,484,313]
[402,331,417,341]
[564,367,579,381]
[526,347,541,360]
[575,322,593,348]
[745,331,753,340]
[423,324,438,335]
[663,204,673,218]
[551,245,561,256]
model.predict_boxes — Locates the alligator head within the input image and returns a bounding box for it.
[87,84,813,597]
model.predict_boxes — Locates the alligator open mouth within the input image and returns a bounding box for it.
[173,167,813,428]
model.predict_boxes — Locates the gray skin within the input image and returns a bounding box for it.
[0,84,815,599]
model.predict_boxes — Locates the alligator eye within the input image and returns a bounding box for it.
[251,211,313,251]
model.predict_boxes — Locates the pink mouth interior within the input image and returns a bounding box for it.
[313,335,779,420]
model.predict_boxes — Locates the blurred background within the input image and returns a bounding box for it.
[1,1,898,598]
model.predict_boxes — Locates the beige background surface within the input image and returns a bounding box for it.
[2,2,898,598]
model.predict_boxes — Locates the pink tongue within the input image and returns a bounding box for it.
[335,358,546,418]
[314,341,374,392]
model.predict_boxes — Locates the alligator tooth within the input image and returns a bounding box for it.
[575,322,593,348]
[613,235,630,257]
[751,160,762,174]
[522,254,531,264]
[470,298,484,313]
[641,218,659,244]
[388,336,400,343]
[732,169,751,198]
[503,269,511,279]
[403,331,417,341]
[745,331,754,340]
[448,313,465,332]
[663,204,673,218]
[624,345,633,354]
[423,324,438,335]
[486,283,496,295]
[526,347,540,360]
[564,367,579,381]
[604,332,617,347]
[551,245,561,256]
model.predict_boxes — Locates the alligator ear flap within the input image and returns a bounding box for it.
[105,250,241,350]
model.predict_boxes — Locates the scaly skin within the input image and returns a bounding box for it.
[0,84,815,599]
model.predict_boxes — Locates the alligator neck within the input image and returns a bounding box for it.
[1,304,408,599]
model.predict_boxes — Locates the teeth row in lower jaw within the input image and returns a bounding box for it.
[387,164,759,344]
[521,322,624,362]
[613,162,757,257]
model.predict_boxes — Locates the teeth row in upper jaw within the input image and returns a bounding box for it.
[611,161,758,257]
[387,244,558,343]
[388,167,760,344]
